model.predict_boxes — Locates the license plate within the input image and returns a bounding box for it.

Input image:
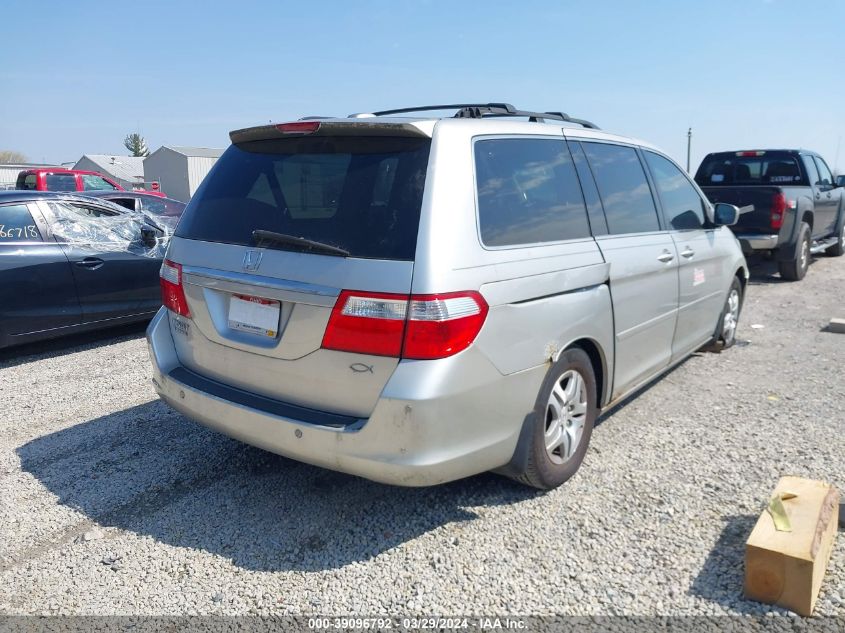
[228,294,280,338]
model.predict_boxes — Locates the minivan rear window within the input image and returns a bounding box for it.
[176,136,431,260]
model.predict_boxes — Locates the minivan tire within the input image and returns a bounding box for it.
[704,277,743,353]
[511,348,598,490]
[778,222,810,281]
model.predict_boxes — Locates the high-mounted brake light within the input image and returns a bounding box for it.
[737,151,765,157]
[770,192,787,230]
[160,259,191,317]
[321,290,489,360]
[275,121,321,134]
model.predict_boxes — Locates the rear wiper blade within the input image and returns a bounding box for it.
[252,229,350,257]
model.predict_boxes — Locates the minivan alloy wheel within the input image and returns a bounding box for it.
[722,288,740,344]
[544,370,588,464]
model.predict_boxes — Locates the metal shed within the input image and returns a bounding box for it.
[73,155,145,190]
[143,146,224,202]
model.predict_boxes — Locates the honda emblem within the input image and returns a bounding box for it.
[242,249,263,272]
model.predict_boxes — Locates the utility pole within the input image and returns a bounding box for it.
[686,127,692,173]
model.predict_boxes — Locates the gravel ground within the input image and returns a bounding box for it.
[0,255,843,618]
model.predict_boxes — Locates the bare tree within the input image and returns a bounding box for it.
[123,133,149,157]
[0,150,28,163]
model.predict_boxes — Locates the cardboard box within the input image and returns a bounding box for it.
[745,476,839,615]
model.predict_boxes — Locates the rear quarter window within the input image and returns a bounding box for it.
[176,136,431,260]
[17,174,37,190]
[0,204,42,242]
[474,137,591,247]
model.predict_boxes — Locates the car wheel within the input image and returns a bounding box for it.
[825,220,845,257]
[512,348,597,490]
[702,277,743,353]
[778,222,810,281]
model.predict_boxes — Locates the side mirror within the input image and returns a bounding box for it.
[713,202,740,226]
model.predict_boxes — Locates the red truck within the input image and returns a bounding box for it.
[16,168,125,193]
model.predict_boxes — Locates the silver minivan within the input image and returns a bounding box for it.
[147,103,748,489]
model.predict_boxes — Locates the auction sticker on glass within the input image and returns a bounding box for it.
[228,294,280,337]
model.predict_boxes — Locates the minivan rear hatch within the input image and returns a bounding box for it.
[168,121,432,419]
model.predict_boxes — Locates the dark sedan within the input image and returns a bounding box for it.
[81,190,186,230]
[0,191,167,349]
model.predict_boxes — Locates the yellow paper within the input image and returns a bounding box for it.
[767,492,796,532]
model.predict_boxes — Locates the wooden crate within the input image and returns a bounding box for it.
[745,476,839,615]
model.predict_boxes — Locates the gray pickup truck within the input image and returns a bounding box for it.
[695,149,844,280]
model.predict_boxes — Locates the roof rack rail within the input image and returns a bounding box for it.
[349,103,600,129]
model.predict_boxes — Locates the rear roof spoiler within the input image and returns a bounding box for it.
[230,120,430,144]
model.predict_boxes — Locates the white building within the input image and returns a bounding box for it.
[0,163,56,190]
[143,146,224,202]
[73,155,145,190]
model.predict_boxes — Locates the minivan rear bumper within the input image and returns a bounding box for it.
[146,308,544,486]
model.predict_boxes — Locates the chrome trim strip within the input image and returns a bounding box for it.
[183,266,339,297]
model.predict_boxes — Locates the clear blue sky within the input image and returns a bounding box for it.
[2,0,843,172]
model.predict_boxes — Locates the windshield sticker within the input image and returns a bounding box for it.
[693,268,706,287]
[711,174,725,183]
[770,175,795,183]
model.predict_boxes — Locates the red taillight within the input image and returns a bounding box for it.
[322,291,408,356]
[160,259,191,317]
[402,292,489,360]
[275,121,321,134]
[771,192,787,229]
[321,290,488,360]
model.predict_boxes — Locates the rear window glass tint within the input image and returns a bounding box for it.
[0,204,41,241]
[45,174,77,191]
[582,143,660,234]
[694,153,804,186]
[177,136,430,260]
[474,138,590,246]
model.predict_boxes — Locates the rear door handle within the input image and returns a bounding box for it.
[74,257,105,270]
[657,250,675,263]
[681,248,695,258]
